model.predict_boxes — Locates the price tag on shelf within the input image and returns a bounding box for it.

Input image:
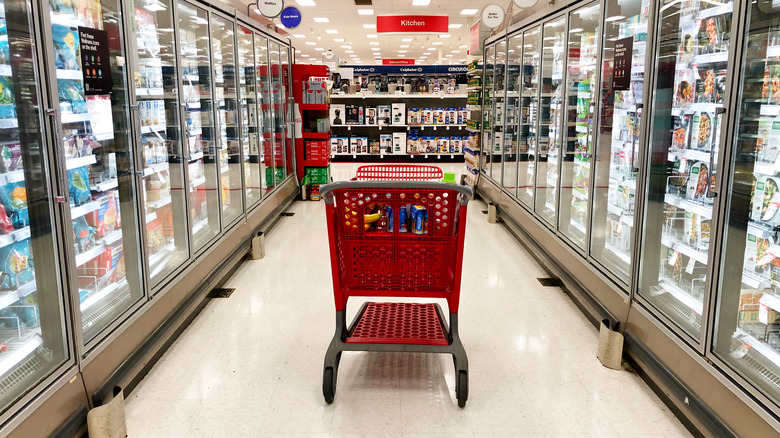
[685,257,696,274]
[668,250,680,266]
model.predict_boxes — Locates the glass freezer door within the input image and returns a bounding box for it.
[0,0,69,414]
[714,0,780,410]
[591,0,650,284]
[536,17,566,227]
[492,39,507,185]
[559,3,601,250]
[268,40,284,186]
[518,26,541,208]
[483,45,494,177]
[503,34,522,195]
[255,34,273,193]
[211,15,243,226]
[638,0,732,339]
[237,26,261,209]
[130,0,190,287]
[47,0,145,343]
[281,46,293,179]
[178,1,220,251]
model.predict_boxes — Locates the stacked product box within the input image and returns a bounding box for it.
[305,140,329,161]
[302,81,328,104]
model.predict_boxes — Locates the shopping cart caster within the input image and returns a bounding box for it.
[455,370,468,408]
[323,367,336,404]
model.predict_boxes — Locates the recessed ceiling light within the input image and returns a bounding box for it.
[315,47,324,51]
[350,54,358,57]
[345,50,354,53]
[432,42,443,45]
[439,34,451,38]
[305,41,316,45]
[452,50,460,53]
[400,45,409,48]
[313,17,329,22]
[448,24,463,29]
[363,24,376,29]
[369,42,379,45]
[569,27,584,33]
[371,47,380,51]
[367,34,378,38]
[325,29,338,34]
[340,45,351,48]
[402,38,412,42]
[398,50,407,53]
[412,0,430,5]
[397,54,405,57]
[445,54,453,57]
[357,9,374,15]
[459,45,467,48]
[460,9,478,15]
[334,38,345,42]
[605,15,625,22]
[293,34,305,38]
[295,0,316,6]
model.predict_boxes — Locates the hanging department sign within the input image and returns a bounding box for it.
[257,0,284,18]
[78,27,112,95]
[481,4,505,29]
[280,6,301,28]
[342,65,467,74]
[376,15,448,34]
[383,59,415,65]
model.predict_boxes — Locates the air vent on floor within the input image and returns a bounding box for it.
[210,288,235,298]
[537,278,563,287]
[280,212,295,217]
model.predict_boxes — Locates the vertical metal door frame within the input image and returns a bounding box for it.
[552,12,570,234]
[497,35,510,189]
[524,25,542,212]
[509,31,523,200]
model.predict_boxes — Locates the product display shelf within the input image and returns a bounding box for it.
[331,94,467,99]
[293,64,330,184]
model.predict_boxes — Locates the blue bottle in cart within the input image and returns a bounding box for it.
[399,206,407,232]
[411,205,427,234]
[386,205,393,232]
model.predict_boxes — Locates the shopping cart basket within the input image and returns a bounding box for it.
[320,179,473,407]
[351,164,444,181]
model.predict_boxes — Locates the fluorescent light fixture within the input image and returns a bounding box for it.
[345,50,354,53]
[605,15,625,22]
[325,29,338,34]
[432,41,443,45]
[358,9,374,15]
[369,42,379,45]
[143,1,167,12]
[305,41,316,45]
[367,34,378,38]
[371,47,380,51]
[402,38,412,42]
[459,45,467,48]
[445,54,453,57]
[423,52,431,55]
[313,17,329,22]
[397,54,405,57]
[439,34,451,38]
[295,0,316,6]
[295,49,302,53]
[340,45,351,48]
[363,24,376,29]
[569,27,583,33]
[452,50,460,53]
[398,50,407,53]
[400,45,409,48]
[315,47,324,51]
[460,9,478,15]
[350,54,358,57]
[334,38,345,42]
[293,34,306,38]
[412,0,430,5]
[448,24,462,28]
[543,37,556,41]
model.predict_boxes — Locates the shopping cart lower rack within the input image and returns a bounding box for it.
[320,180,473,407]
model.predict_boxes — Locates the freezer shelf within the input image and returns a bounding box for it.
[0,333,42,379]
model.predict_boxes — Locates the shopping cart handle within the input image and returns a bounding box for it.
[320,181,473,206]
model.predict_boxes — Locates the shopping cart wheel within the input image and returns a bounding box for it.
[323,367,336,404]
[456,370,468,408]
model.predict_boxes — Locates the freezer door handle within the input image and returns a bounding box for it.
[55,196,66,203]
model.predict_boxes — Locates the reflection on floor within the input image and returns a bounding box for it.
[124,162,691,437]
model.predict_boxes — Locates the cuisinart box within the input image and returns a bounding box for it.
[331,137,349,154]
[392,103,406,125]
[392,131,407,154]
[380,134,393,154]
[330,104,346,126]
[351,136,368,154]
[378,105,391,125]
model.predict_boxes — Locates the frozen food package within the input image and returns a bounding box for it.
[0,143,22,173]
[686,162,710,201]
[690,112,714,151]
[756,117,773,162]
[52,24,80,71]
[673,70,695,108]
[751,176,780,221]
[678,21,698,65]
[672,114,692,151]
[0,182,28,229]
[57,79,87,113]
[0,238,33,288]
[696,68,715,103]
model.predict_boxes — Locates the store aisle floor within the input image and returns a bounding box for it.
[124,176,691,438]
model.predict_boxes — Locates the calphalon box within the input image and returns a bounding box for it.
[392,103,406,125]
[330,104,346,126]
[393,131,407,154]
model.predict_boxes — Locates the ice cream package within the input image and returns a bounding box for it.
[67,166,91,206]
[0,182,27,229]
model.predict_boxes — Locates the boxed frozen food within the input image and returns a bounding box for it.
[330,104,345,125]
[392,103,406,125]
[677,21,698,65]
[672,114,692,151]
[690,112,715,150]
[686,162,711,201]
[698,14,731,55]
[673,70,695,108]
[393,131,407,154]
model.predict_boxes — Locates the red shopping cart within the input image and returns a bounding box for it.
[320,171,473,407]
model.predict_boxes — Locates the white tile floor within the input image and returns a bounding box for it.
[124,162,692,437]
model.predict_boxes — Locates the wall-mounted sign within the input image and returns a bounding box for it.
[342,65,467,74]
[514,0,538,8]
[612,37,633,91]
[280,6,301,28]
[78,27,112,95]
[383,59,415,65]
[376,15,448,34]
[469,21,481,53]
[257,0,284,18]
[481,4,505,29]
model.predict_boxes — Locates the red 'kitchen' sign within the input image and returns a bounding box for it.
[383,59,415,65]
[377,15,448,33]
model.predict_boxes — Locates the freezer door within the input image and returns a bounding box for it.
[590,0,651,285]
[268,40,284,188]
[211,15,243,227]
[503,35,522,196]
[491,38,507,186]
[237,25,261,209]
[130,0,190,288]
[178,1,221,251]
[281,46,293,179]
[558,3,601,251]
[47,0,146,344]
[536,16,566,227]
[638,0,733,340]
[518,26,542,209]
[255,34,273,193]
[713,0,780,413]
[0,0,71,416]
[482,45,494,177]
